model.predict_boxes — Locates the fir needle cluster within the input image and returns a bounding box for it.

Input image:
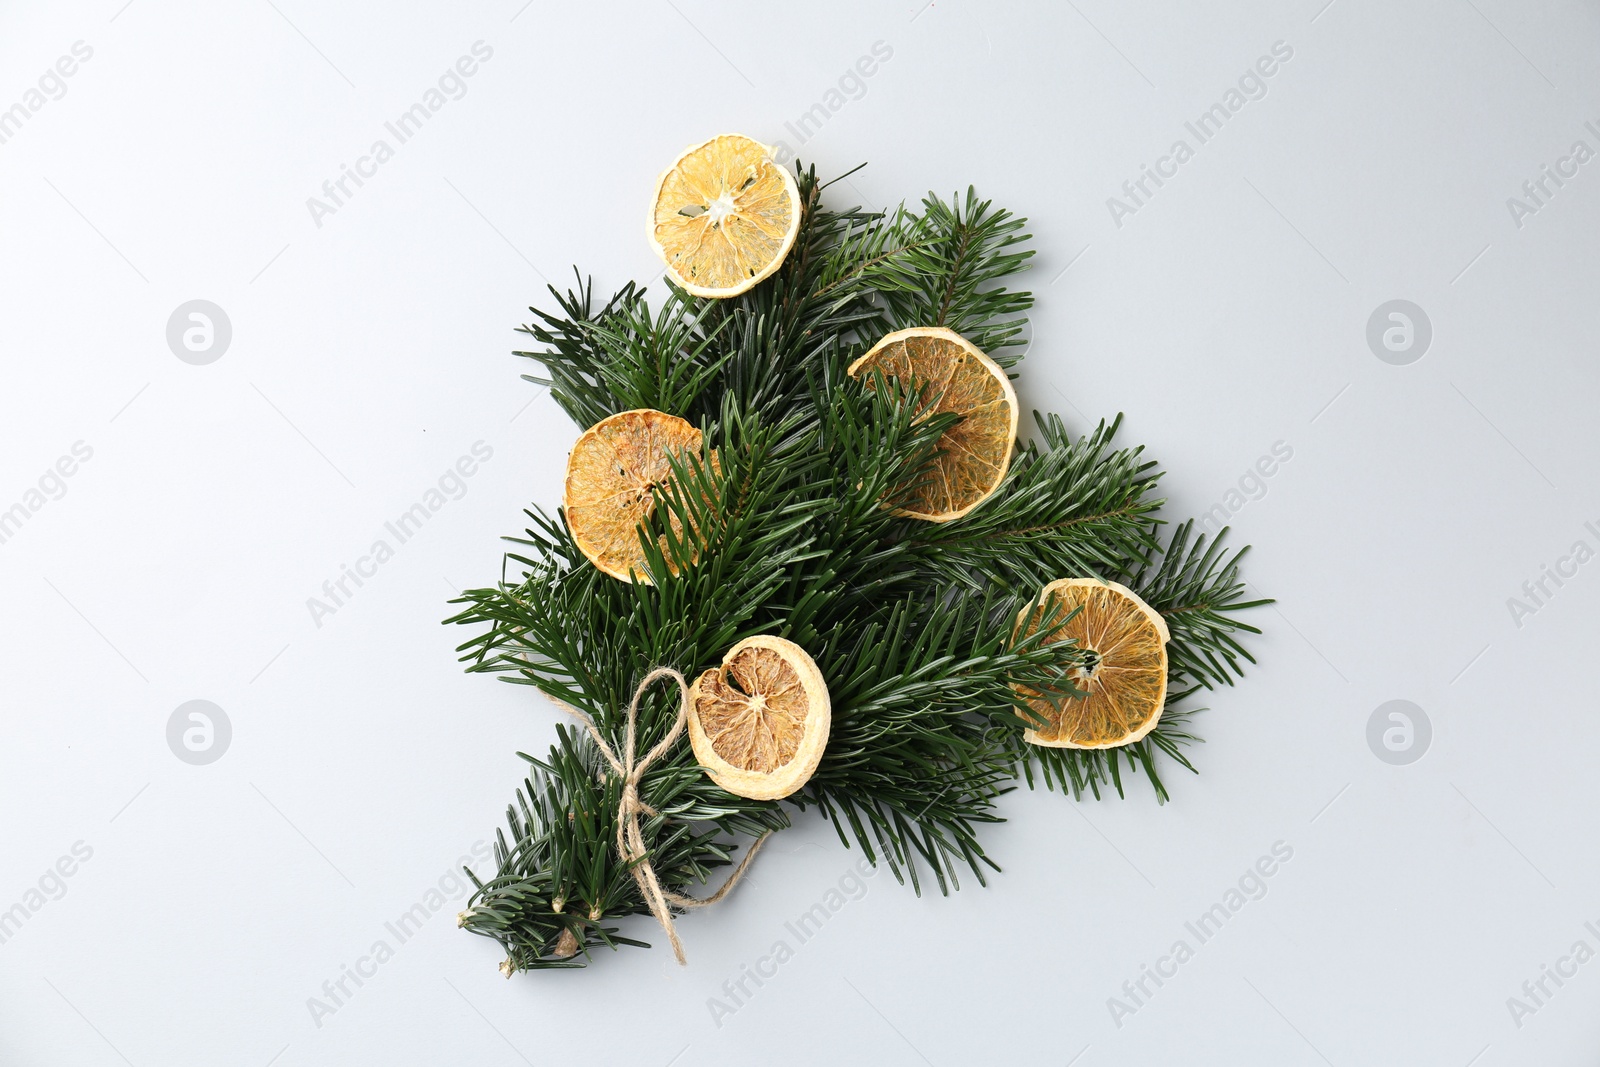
[446,166,1269,972]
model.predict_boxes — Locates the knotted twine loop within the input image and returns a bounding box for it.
[554,667,771,965]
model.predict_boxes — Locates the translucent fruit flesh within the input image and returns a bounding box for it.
[562,409,704,583]
[1014,578,1170,749]
[649,134,801,298]
[847,326,1018,521]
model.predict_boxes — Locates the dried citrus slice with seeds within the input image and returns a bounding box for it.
[847,326,1018,521]
[688,635,830,800]
[648,134,802,298]
[1013,578,1170,749]
[562,408,707,584]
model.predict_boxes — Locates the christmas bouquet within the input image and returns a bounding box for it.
[446,134,1267,972]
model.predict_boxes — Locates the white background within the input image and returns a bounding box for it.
[2,1,1598,1064]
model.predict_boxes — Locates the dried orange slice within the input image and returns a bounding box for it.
[847,326,1018,521]
[687,635,830,800]
[648,134,801,298]
[1013,578,1170,749]
[562,409,707,584]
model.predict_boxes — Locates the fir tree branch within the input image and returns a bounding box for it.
[1134,520,1271,692]
[909,412,1164,595]
[863,187,1035,365]
[459,725,787,969]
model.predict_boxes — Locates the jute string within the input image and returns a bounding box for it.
[554,667,770,965]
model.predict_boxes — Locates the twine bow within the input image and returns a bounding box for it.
[557,667,770,965]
